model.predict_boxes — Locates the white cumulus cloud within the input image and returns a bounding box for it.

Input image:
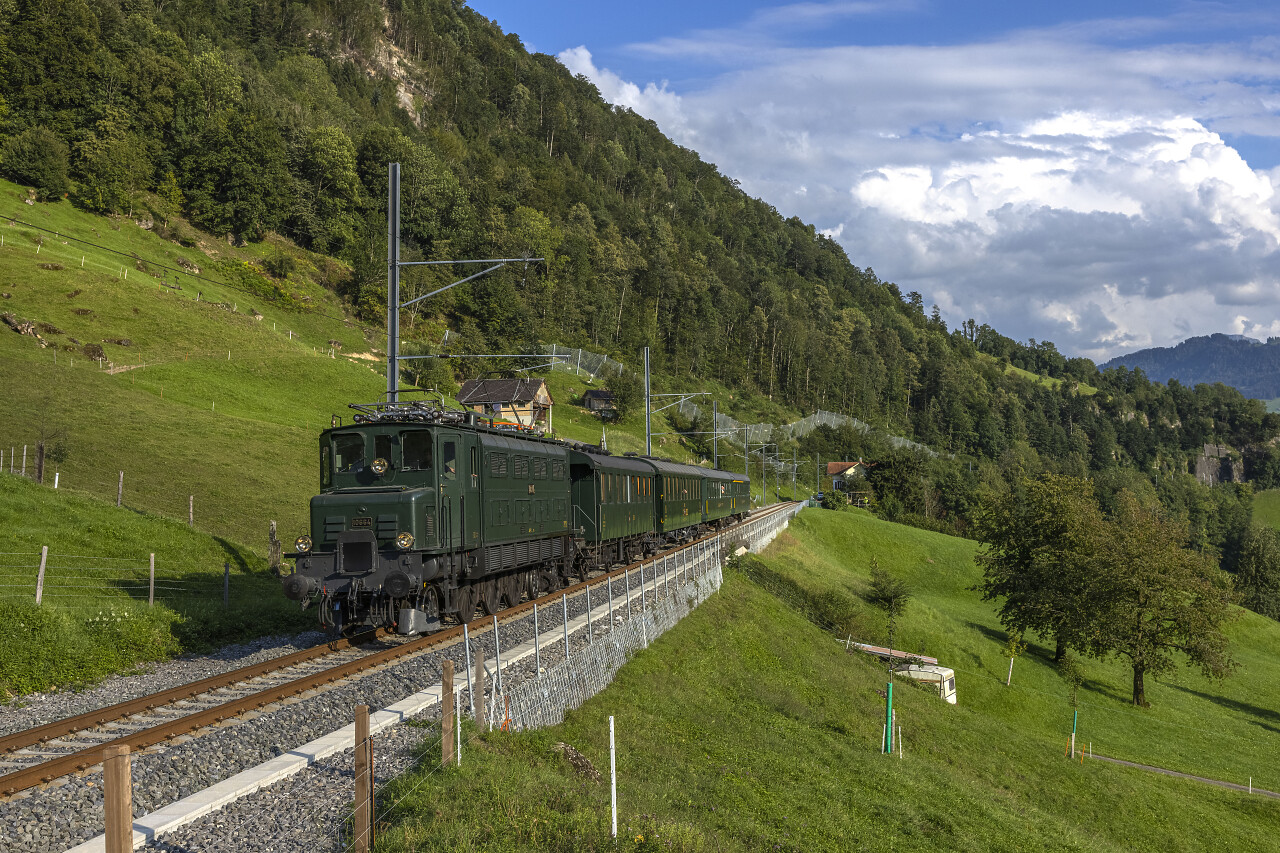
[560,11,1280,361]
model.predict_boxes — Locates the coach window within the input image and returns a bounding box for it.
[402,432,432,471]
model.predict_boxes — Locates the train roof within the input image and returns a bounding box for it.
[327,400,747,480]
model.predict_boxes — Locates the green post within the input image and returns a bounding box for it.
[1073,710,1078,736]
[884,682,893,754]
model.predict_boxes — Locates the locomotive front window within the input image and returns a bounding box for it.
[320,442,332,489]
[402,432,432,471]
[334,434,366,473]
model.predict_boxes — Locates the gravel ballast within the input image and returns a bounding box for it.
[0,569,664,853]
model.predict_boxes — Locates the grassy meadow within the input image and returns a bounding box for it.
[1251,488,1280,529]
[0,473,313,697]
[372,508,1279,852]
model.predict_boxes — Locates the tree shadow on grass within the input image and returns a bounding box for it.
[965,620,1055,661]
[1166,683,1280,736]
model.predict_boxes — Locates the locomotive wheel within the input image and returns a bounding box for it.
[422,585,442,619]
[500,573,523,608]
[530,569,557,599]
[453,583,479,624]
[480,578,501,616]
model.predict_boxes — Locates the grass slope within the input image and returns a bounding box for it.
[1251,489,1280,529]
[0,182,391,546]
[374,510,1278,852]
[0,473,312,697]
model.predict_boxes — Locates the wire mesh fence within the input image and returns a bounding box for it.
[0,547,250,606]
[505,541,725,730]
[542,344,939,458]
[541,344,629,381]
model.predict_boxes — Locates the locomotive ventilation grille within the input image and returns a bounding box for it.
[485,536,564,572]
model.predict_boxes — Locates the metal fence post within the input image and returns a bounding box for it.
[148,553,155,607]
[562,593,570,660]
[534,602,542,676]
[442,661,454,768]
[586,582,592,642]
[35,546,47,605]
[464,623,475,719]
[607,574,613,630]
[493,615,503,695]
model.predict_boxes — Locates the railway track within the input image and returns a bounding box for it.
[0,504,789,801]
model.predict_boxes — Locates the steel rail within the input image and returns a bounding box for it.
[0,503,795,797]
[0,629,383,760]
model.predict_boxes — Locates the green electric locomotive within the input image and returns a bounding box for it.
[282,397,751,634]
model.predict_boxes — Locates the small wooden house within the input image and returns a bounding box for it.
[582,389,616,416]
[457,378,554,429]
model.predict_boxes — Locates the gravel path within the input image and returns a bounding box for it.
[0,567,665,853]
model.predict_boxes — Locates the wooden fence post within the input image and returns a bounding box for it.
[35,546,47,605]
[103,744,132,853]
[354,705,372,853]
[442,660,454,768]
[117,471,124,507]
[268,521,281,575]
[188,496,193,527]
[148,553,155,607]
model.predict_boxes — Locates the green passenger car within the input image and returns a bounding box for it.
[568,448,656,568]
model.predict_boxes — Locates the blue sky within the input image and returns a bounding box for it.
[467,2,1280,360]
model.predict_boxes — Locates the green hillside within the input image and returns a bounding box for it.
[375,510,1279,851]
[0,473,311,697]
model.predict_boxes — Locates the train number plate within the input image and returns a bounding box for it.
[351,517,373,528]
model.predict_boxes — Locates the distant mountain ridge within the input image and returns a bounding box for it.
[1102,333,1280,399]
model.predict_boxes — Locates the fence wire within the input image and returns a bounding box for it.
[541,345,938,457]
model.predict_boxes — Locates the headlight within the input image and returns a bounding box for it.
[395,532,414,550]
[295,535,313,553]
[371,457,389,475]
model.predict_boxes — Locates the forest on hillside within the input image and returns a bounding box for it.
[1103,334,1280,400]
[3,0,1280,614]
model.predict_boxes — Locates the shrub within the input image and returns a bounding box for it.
[2,126,71,200]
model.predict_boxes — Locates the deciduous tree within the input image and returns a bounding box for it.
[972,474,1110,662]
[1099,491,1238,706]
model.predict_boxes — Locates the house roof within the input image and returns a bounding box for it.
[826,461,865,475]
[583,389,615,401]
[456,378,553,406]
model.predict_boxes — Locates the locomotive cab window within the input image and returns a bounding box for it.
[334,433,365,473]
[442,441,457,480]
[401,431,432,470]
[320,442,331,489]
